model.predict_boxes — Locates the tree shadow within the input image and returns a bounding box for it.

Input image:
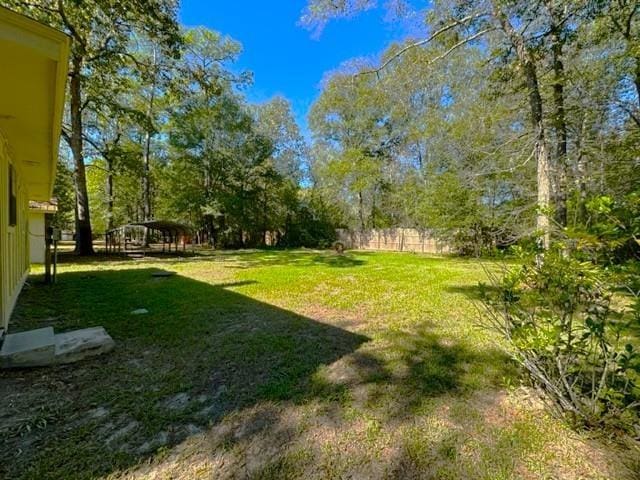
[1,268,369,479]
[307,325,515,422]
[445,283,500,301]
[55,250,200,265]
[54,249,372,270]
[2,264,514,480]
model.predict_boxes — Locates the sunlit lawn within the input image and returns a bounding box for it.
[0,250,636,479]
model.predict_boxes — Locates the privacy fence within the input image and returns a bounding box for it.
[336,228,452,254]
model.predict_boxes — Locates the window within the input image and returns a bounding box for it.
[9,164,16,226]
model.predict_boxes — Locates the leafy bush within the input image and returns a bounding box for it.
[480,247,640,432]
[278,192,338,248]
[569,192,640,264]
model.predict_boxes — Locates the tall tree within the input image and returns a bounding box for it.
[310,73,399,230]
[303,0,579,248]
[7,0,180,254]
[253,97,307,183]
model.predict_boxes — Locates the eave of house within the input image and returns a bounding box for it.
[0,7,69,201]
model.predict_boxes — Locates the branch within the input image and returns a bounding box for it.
[61,128,71,146]
[57,0,86,52]
[82,134,103,151]
[86,35,117,63]
[616,100,640,128]
[356,12,491,77]
[624,2,639,38]
[472,144,536,178]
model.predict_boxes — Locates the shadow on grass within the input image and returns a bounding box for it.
[55,249,370,269]
[308,326,515,421]
[445,283,501,301]
[56,250,201,264]
[2,268,369,479]
[2,264,512,480]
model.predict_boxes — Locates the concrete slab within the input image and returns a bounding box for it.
[54,327,115,364]
[0,327,55,368]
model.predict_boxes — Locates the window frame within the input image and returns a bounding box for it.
[8,162,17,228]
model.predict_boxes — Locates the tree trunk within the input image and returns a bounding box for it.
[358,191,365,231]
[142,101,157,217]
[142,128,152,221]
[495,5,551,249]
[635,55,640,110]
[536,133,552,249]
[106,156,114,231]
[69,55,94,255]
[262,188,268,246]
[548,6,568,228]
[141,128,152,246]
[142,48,158,246]
[573,114,589,226]
[371,187,377,229]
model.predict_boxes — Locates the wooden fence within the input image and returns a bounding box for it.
[336,228,452,254]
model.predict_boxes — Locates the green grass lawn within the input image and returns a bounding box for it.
[1,250,637,479]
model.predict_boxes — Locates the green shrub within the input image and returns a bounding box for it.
[480,247,640,432]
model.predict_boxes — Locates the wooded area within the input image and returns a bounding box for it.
[304,0,639,258]
[302,0,640,438]
[7,1,638,259]
[7,0,334,252]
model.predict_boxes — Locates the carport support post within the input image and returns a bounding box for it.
[44,219,52,284]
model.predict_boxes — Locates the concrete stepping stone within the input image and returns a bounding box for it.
[1,326,114,368]
[53,326,115,364]
[0,327,55,368]
[151,270,175,277]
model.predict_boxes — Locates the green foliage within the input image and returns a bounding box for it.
[308,35,536,243]
[253,96,307,183]
[277,190,338,248]
[481,247,640,431]
[569,191,640,263]
[51,161,75,231]
[304,0,639,259]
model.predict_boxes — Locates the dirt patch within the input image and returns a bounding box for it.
[299,304,369,330]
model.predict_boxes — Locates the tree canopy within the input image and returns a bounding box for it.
[8,0,637,259]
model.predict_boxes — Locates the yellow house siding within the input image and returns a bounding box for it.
[0,129,29,331]
[0,8,69,333]
[28,211,46,264]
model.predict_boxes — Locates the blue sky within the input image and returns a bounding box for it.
[179,1,426,137]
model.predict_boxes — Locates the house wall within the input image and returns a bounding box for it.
[28,211,45,264]
[0,130,29,331]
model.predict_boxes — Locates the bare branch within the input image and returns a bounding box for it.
[356,12,491,77]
